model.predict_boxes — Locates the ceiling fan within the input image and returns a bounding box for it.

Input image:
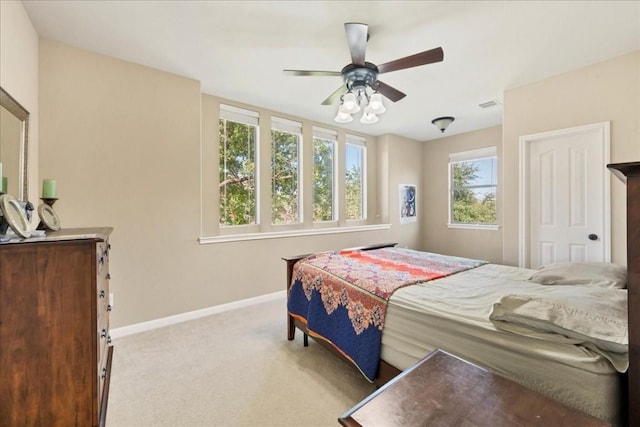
[283,22,444,123]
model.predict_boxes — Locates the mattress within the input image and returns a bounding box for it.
[381,263,622,423]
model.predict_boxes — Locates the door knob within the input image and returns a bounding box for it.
[588,234,598,241]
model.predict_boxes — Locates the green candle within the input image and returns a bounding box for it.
[42,179,57,198]
[0,177,6,193]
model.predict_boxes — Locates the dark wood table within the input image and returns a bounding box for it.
[338,349,609,427]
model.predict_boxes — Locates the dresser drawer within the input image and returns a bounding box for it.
[98,345,113,412]
[1,228,114,427]
[97,308,110,360]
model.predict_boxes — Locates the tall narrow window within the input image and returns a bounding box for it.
[449,147,497,227]
[271,117,302,224]
[345,135,366,220]
[313,127,337,222]
[219,104,259,226]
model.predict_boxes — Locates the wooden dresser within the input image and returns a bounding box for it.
[0,227,114,427]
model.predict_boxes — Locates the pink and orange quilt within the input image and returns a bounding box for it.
[287,247,486,381]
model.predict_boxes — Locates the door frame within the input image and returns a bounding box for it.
[518,121,611,268]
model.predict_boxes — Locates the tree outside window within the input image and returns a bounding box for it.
[313,132,336,222]
[219,106,258,226]
[449,148,497,226]
[271,118,301,224]
[345,137,365,220]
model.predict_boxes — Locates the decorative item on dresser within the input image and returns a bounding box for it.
[607,161,640,427]
[0,227,114,427]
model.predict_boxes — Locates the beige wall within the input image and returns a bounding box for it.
[38,40,419,328]
[421,126,503,263]
[502,52,640,266]
[0,0,39,204]
[378,133,424,250]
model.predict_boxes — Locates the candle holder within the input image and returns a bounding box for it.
[40,198,58,207]
[37,198,60,231]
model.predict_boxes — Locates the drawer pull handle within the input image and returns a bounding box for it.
[107,304,112,312]
[99,256,104,265]
[107,336,112,344]
[106,273,111,280]
[101,368,107,379]
[99,290,106,298]
[101,329,107,339]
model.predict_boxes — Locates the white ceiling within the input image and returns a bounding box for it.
[23,1,640,142]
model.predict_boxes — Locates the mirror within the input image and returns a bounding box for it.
[0,87,30,201]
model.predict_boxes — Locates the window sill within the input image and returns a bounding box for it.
[447,223,499,231]
[199,223,392,244]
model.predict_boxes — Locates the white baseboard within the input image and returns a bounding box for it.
[110,290,286,339]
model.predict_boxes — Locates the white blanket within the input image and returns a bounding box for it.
[490,287,628,372]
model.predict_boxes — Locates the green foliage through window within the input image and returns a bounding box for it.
[271,129,300,224]
[451,156,497,225]
[345,141,364,220]
[313,137,335,222]
[219,117,257,226]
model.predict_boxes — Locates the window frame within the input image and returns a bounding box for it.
[199,96,389,244]
[447,146,498,231]
[312,127,338,224]
[345,134,367,222]
[270,116,303,225]
[218,104,260,234]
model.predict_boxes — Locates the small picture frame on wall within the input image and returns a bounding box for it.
[399,184,417,224]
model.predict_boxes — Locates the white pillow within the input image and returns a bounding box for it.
[529,262,627,289]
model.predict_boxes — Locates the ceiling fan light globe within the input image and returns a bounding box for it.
[369,93,385,114]
[342,92,360,113]
[335,111,353,123]
[339,102,360,114]
[360,111,379,124]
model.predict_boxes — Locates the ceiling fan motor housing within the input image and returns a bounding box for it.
[341,62,379,91]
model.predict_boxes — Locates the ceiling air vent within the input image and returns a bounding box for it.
[478,100,502,109]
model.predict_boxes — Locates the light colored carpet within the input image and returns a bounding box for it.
[106,297,376,427]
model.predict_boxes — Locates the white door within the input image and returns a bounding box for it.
[521,122,610,268]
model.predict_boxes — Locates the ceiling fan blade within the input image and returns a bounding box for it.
[345,22,368,66]
[377,47,444,74]
[375,80,406,102]
[283,70,342,77]
[321,84,347,105]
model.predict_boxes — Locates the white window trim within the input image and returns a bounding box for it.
[271,116,303,225]
[312,127,338,223]
[199,223,391,244]
[219,104,260,228]
[447,146,498,230]
[345,134,367,221]
[220,104,259,125]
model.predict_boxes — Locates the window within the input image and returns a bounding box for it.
[345,135,366,220]
[449,147,497,227]
[271,117,302,224]
[219,105,259,226]
[312,127,337,222]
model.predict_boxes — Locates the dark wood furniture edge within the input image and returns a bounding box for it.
[99,345,114,427]
[608,161,639,427]
[283,242,401,384]
[338,349,609,427]
[337,350,443,427]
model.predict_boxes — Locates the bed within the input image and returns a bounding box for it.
[284,162,639,426]
[287,244,628,424]
[284,162,640,426]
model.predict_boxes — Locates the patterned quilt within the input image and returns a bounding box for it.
[287,247,487,381]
